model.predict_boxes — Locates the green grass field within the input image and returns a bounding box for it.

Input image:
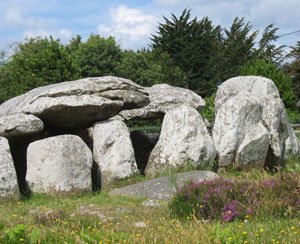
[1,161,300,243]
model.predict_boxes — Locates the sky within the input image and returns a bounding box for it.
[0,0,300,52]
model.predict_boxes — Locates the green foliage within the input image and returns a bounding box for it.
[4,224,27,244]
[70,34,122,78]
[0,37,77,102]
[287,41,300,99]
[201,92,216,122]
[218,17,257,81]
[286,108,300,123]
[240,59,297,108]
[255,24,285,65]
[151,9,222,96]
[117,49,187,87]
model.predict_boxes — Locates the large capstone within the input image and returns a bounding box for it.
[0,114,44,138]
[26,135,93,193]
[0,76,149,128]
[0,137,19,198]
[145,105,216,177]
[118,83,205,120]
[93,120,138,188]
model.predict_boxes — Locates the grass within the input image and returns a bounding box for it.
[1,159,300,243]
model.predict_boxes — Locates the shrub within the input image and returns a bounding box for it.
[169,173,300,222]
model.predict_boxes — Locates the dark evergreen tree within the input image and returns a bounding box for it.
[256,24,285,65]
[151,9,222,96]
[218,17,257,81]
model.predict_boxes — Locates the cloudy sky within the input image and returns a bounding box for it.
[0,0,300,52]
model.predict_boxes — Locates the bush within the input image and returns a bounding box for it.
[286,108,300,124]
[201,93,216,123]
[169,173,300,222]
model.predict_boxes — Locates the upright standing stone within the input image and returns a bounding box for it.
[0,137,19,198]
[93,120,138,188]
[26,135,93,193]
[145,105,216,176]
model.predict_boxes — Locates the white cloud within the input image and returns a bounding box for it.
[97,5,157,49]
[3,5,54,30]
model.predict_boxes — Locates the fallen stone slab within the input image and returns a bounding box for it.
[110,171,218,200]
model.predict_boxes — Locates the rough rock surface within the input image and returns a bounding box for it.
[93,120,138,187]
[215,76,280,112]
[0,137,19,198]
[145,105,216,176]
[118,83,205,120]
[110,171,219,200]
[213,95,269,167]
[214,76,291,168]
[284,123,300,158]
[260,94,289,160]
[26,135,93,193]
[0,114,44,138]
[0,76,149,128]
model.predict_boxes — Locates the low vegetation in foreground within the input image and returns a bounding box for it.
[1,160,300,243]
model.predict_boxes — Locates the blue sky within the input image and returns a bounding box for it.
[1,0,300,52]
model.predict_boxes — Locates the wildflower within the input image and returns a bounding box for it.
[228,237,232,240]
[136,233,141,237]
[255,233,259,237]
[290,226,295,230]
[19,239,24,242]
[242,231,247,235]
[280,230,284,234]
[259,228,264,232]
[222,201,239,222]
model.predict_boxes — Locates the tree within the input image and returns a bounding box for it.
[287,41,300,100]
[0,37,77,102]
[151,9,222,96]
[71,35,122,78]
[218,17,257,81]
[117,49,187,87]
[255,24,285,65]
[240,59,296,109]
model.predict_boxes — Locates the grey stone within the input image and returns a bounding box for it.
[284,123,300,158]
[213,95,270,167]
[119,83,205,120]
[0,137,19,198]
[110,171,219,200]
[26,135,93,193]
[93,120,138,188]
[0,76,149,128]
[215,76,280,113]
[0,114,43,138]
[214,76,290,168]
[145,105,216,177]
